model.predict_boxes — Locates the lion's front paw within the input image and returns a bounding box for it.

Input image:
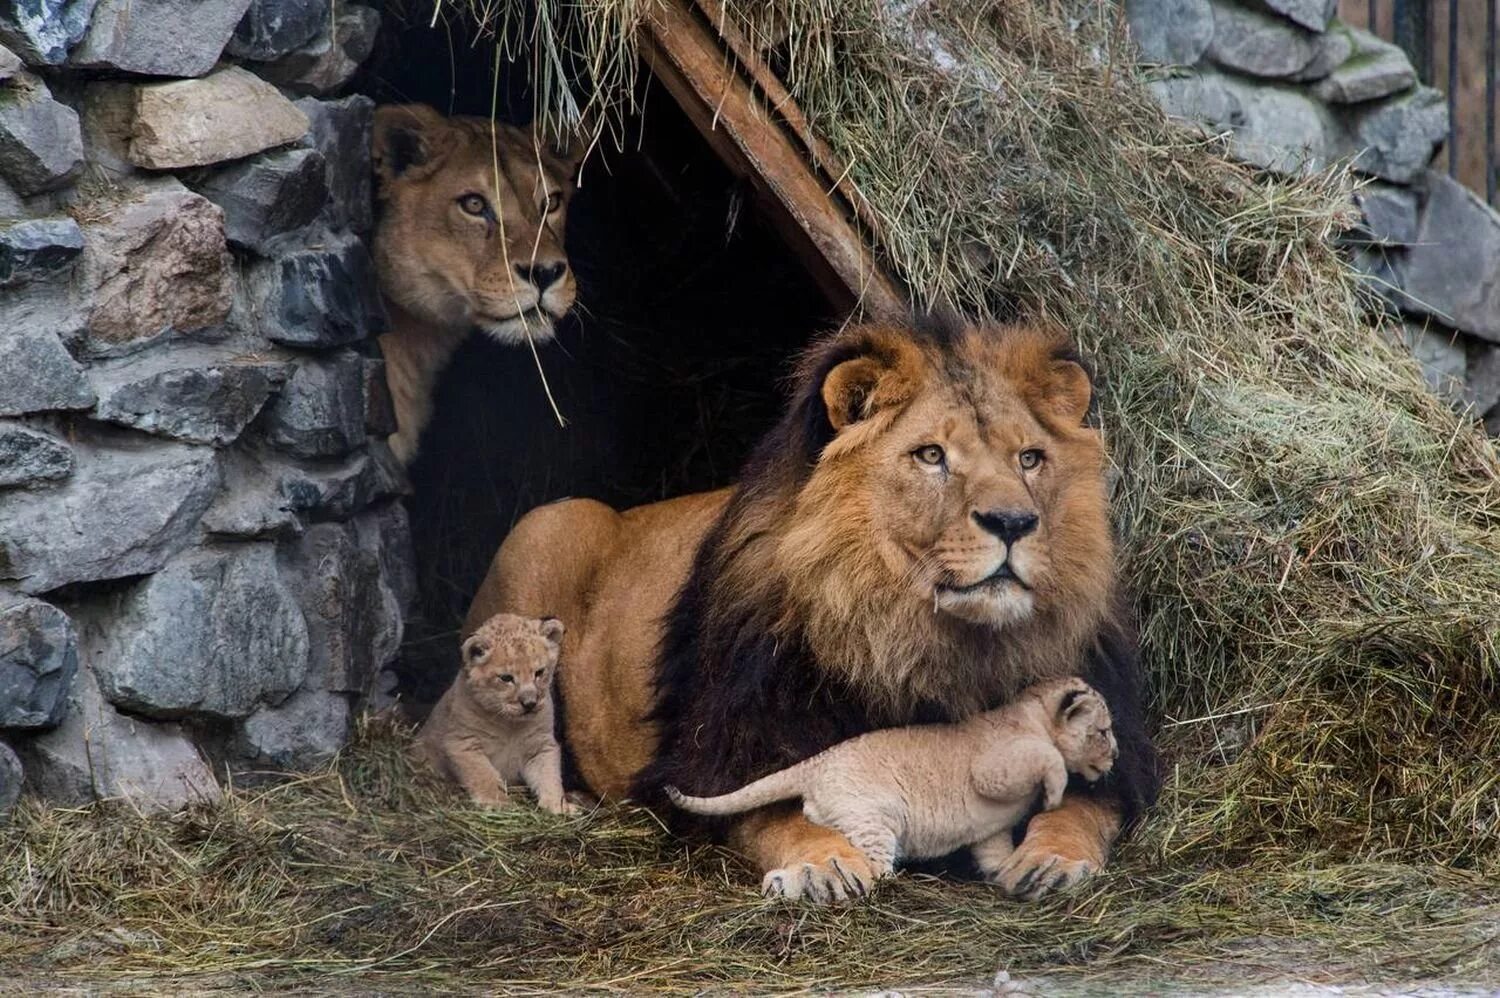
[761,854,875,903]
[987,843,1097,900]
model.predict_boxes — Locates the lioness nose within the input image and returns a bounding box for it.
[516,261,567,291]
[973,509,1038,544]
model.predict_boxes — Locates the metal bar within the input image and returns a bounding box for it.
[1369,0,1378,36]
[1449,0,1459,176]
[1488,0,1496,203]
[1394,0,1431,83]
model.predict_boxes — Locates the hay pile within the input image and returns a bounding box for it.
[7,0,1500,989]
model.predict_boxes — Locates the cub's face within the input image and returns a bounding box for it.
[460,615,565,719]
[1048,682,1117,781]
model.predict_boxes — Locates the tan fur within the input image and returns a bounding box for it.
[371,104,585,464]
[668,678,1116,891]
[413,613,572,813]
[465,320,1122,901]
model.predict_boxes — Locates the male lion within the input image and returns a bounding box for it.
[372,104,585,464]
[465,317,1160,901]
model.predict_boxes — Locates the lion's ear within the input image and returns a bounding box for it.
[821,354,912,432]
[1043,357,1092,426]
[373,104,457,186]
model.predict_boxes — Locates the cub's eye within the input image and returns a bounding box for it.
[1019,448,1045,471]
[913,444,946,467]
[498,674,514,684]
[542,190,563,214]
[458,194,489,217]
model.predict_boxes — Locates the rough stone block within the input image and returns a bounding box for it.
[1402,321,1467,404]
[1222,75,1338,175]
[0,596,77,729]
[193,147,328,253]
[0,217,84,287]
[228,0,327,61]
[277,447,404,520]
[0,329,95,416]
[253,5,378,97]
[1394,171,1500,344]
[1290,24,1353,82]
[1206,0,1318,78]
[1347,87,1448,184]
[0,72,84,195]
[20,668,219,809]
[250,230,384,348]
[129,66,309,170]
[237,687,348,769]
[363,358,396,436]
[0,43,21,80]
[70,0,252,77]
[294,95,373,232]
[0,422,74,488]
[0,442,221,594]
[1149,70,1246,135]
[0,740,20,818]
[1469,344,1500,418]
[94,544,308,719]
[1353,183,1419,246]
[91,351,287,446]
[1312,30,1417,104]
[262,350,365,457]
[0,0,99,65]
[200,449,302,539]
[78,180,234,354]
[1261,0,1336,31]
[1125,0,1212,65]
[354,501,416,614]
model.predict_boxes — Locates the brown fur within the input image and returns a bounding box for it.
[371,104,585,464]
[466,319,1149,902]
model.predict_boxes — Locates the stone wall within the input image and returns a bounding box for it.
[1128,0,1500,434]
[0,0,407,814]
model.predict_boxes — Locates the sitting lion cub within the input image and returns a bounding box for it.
[414,613,573,813]
[667,677,1116,888]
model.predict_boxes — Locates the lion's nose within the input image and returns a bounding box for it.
[516,261,567,291]
[972,509,1038,544]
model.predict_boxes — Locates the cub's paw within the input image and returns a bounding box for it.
[987,844,1097,901]
[761,855,874,903]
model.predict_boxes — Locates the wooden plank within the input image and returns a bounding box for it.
[640,0,906,319]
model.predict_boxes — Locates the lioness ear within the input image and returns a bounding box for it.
[373,104,456,187]
[538,617,565,645]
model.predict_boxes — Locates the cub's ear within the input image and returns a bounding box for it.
[1058,686,1095,723]
[373,104,456,187]
[820,348,916,432]
[538,617,565,645]
[460,635,488,666]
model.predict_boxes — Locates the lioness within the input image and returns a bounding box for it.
[466,317,1160,901]
[371,104,584,464]
[667,677,1117,891]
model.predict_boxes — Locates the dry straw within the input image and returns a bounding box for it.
[6,0,1500,989]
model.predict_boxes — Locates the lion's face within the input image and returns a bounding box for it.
[460,614,565,719]
[372,104,583,344]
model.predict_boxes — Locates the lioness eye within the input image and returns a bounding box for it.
[1019,448,1045,470]
[499,674,514,684]
[913,444,945,467]
[458,194,488,216]
[543,190,563,214]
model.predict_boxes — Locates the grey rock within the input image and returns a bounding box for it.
[253,5,378,97]
[363,358,396,436]
[0,442,221,594]
[193,147,328,253]
[1223,75,1338,175]
[1312,31,1417,103]
[71,0,253,77]
[75,80,135,179]
[201,449,302,539]
[0,73,84,195]
[1402,321,1467,404]
[1149,70,1246,135]
[354,500,415,614]
[1125,0,1212,65]
[92,354,285,446]
[0,43,21,80]
[1394,171,1500,344]
[1289,23,1353,82]
[0,740,20,818]
[1469,344,1500,417]
[237,687,348,769]
[0,0,99,65]
[0,422,74,488]
[262,350,365,457]
[20,667,219,809]
[77,180,234,354]
[276,446,403,519]
[1261,0,1336,31]
[295,95,374,232]
[1347,87,1448,184]
[250,230,384,348]
[1206,1,1317,79]
[129,67,310,170]
[94,544,307,719]
[1353,183,1419,246]
[0,329,95,416]
[228,0,327,61]
[0,596,77,729]
[0,217,84,287]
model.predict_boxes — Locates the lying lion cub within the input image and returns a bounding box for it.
[668,677,1115,889]
[414,613,573,813]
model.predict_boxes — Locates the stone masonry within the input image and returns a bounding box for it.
[1128,0,1500,434]
[0,0,406,812]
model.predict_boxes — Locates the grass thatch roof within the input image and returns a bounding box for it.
[6,0,1500,989]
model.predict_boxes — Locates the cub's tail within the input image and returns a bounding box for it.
[665,760,812,817]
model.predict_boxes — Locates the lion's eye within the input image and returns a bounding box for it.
[458,194,489,217]
[913,444,946,467]
[1019,448,1045,470]
[499,674,514,684]
[543,190,563,214]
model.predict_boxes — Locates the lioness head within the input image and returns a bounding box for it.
[372,104,584,343]
[739,318,1115,712]
[459,613,565,719]
[1035,677,1117,781]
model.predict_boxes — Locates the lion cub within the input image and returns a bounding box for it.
[414,613,573,813]
[667,677,1116,885]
